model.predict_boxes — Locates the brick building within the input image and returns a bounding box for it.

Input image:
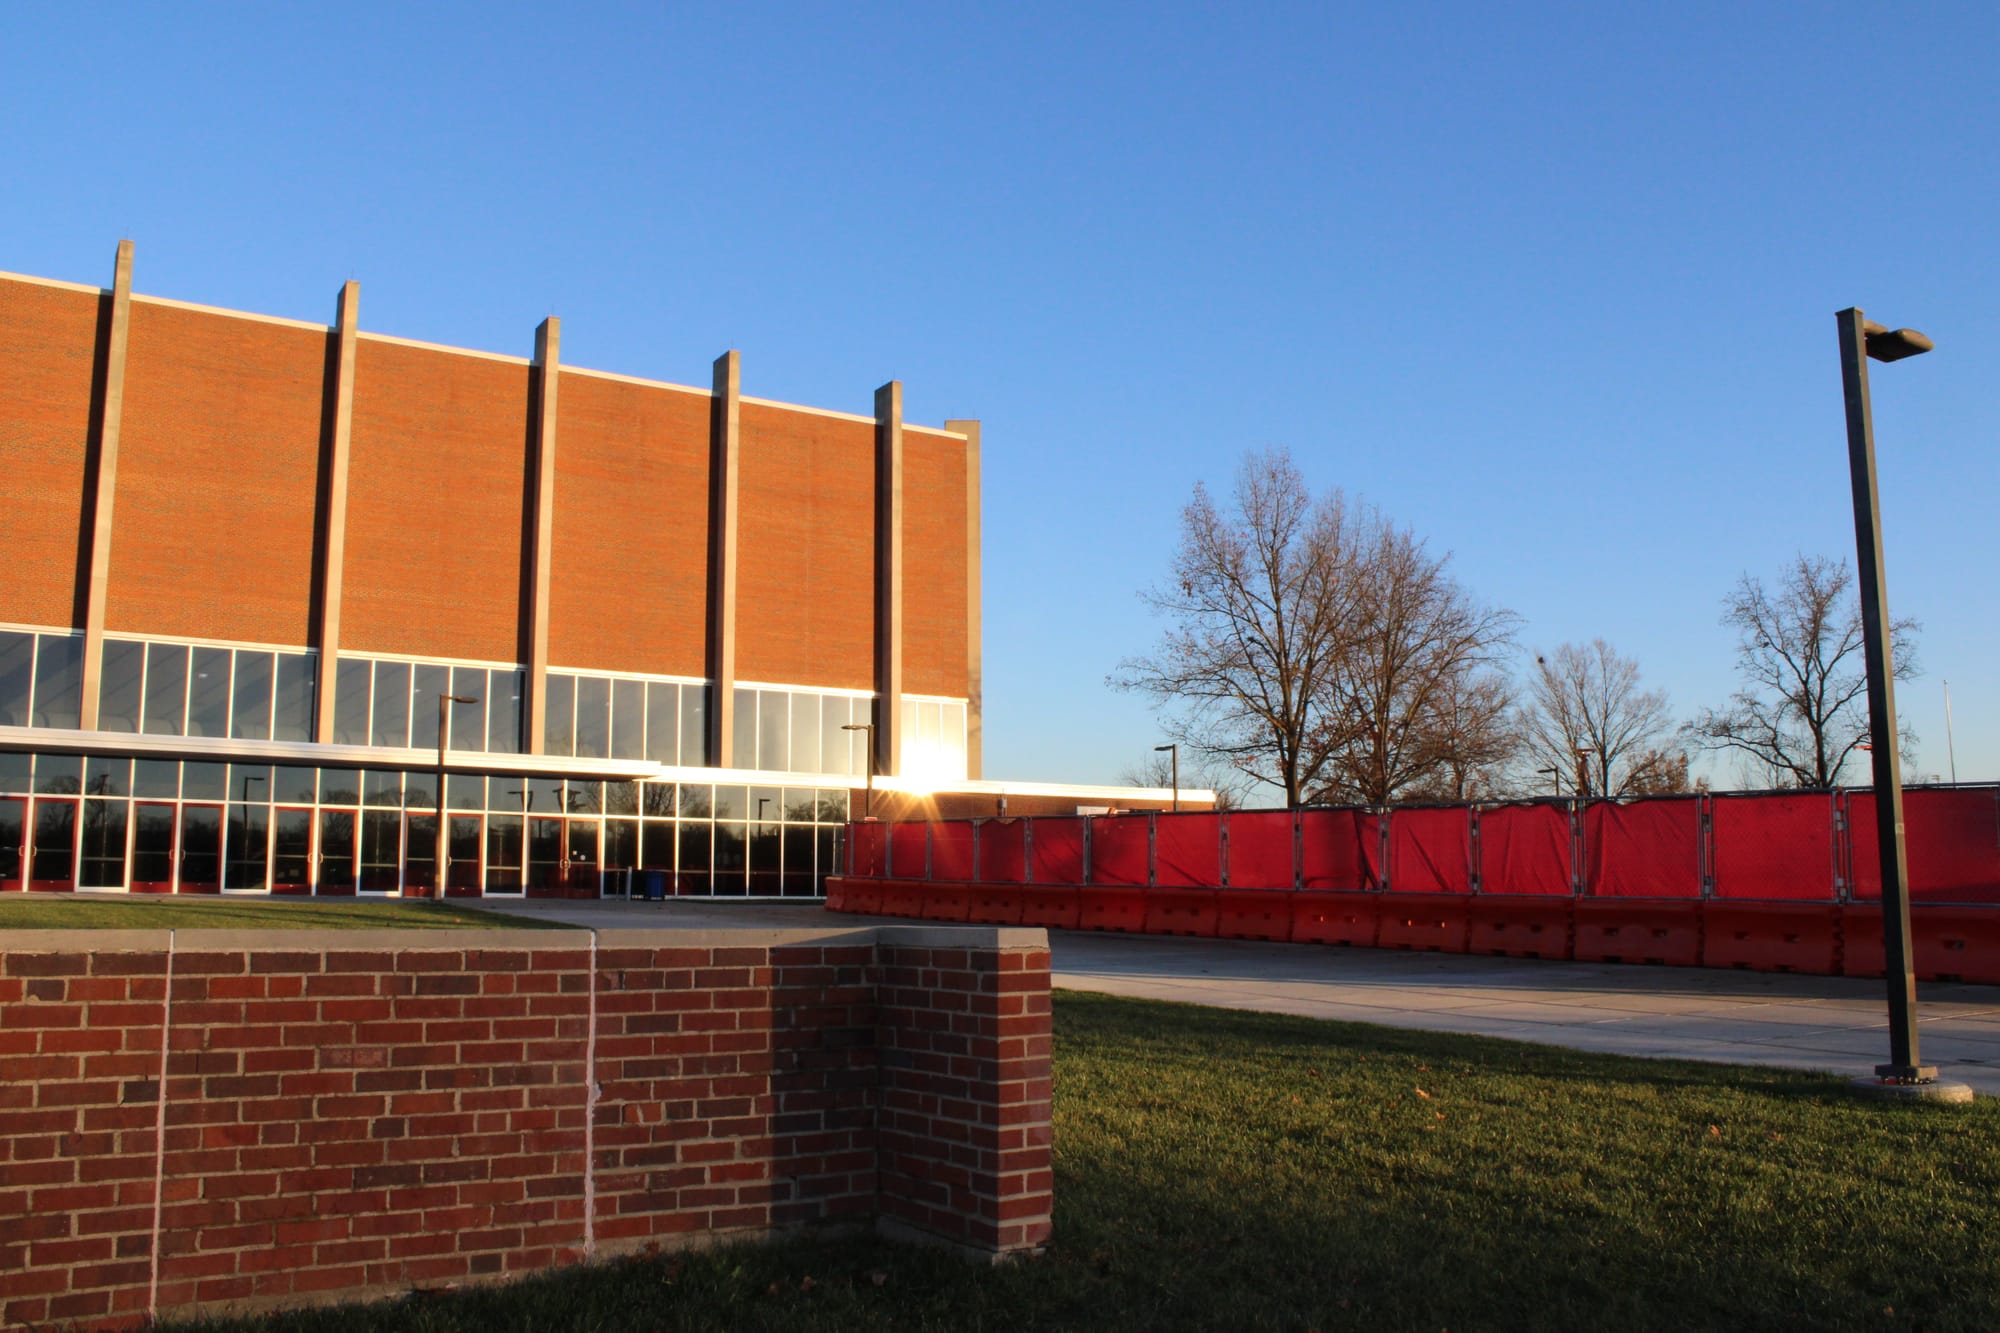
[0,242,1184,898]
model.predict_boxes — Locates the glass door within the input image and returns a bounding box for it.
[485,814,522,894]
[177,804,222,893]
[402,814,438,898]
[444,814,482,897]
[0,797,23,891]
[526,816,566,896]
[318,809,356,895]
[358,810,401,894]
[30,797,79,891]
[566,819,601,898]
[131,802,177,894]
[272,807,314,895]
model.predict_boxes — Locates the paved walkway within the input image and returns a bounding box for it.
[488,898,2000,1093]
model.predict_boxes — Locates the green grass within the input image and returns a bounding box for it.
[0,896,559,930]
[170,990,2000,1331]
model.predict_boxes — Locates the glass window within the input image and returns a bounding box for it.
[646,682,678,765]
[524,775,564,815]
[749,821,781,894]
[34,752,83,794]
[732,688,756,770]
[680,685,707,767]
[641,781,676,818]
[757,690,788,772]
[371,661,410,748]
[228,765,273,805]
[85,756,133,798]
[543,673,575,757]
[612,679,643,761]
[32,635,83,730]
[0,750,31,793]
[141,643,188,736]
[791,693,821,774]
[332,657,372,745]
[132,760,179,800]
[816,788,851,823]
[943,702,967,776]
[0,630,34,727]
[488,780,526,814]
[363,770,403,808]
[411,664,449,751]
[488,669,524,754]
[565,781,600,815]
[274,765,317,805]
[450,668,486,752]
[603,780,638,817]
[185,647,231,738]
[782,825,817,895]
[403,770,436,811]
[447,773,485,811]
[678,783,713,819]
[641,820,674,872]
[98,640,145,733]
[318,768,362,806]
[820,694,853,778]
[784,787,819,822]
[902,697,920,761]
[713,822,747,894]
[181,761,227,802]
[574,676,610,760]
[712,784,747,822]
[273,653,314,742]
[677,821,712,894]
[231,651,274,741]
[751,786,782,826]
[604,820,638,873]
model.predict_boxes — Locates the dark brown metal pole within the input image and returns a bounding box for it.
[1837,306,1931,1082]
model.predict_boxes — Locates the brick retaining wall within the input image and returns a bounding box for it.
[0,925,1052,1330]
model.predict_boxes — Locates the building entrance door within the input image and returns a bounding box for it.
[30,797,78,891]
[131,802,176,893]
[357,810,401,894]
[271,807,314,894]
[178,804,223,893]
[444,815,482,897]
[566,819,600,899]
[318,809,357,895]
[0,797,25,891]
[526,816,567,896]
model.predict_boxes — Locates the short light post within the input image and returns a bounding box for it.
[841,722,876,821]
[1537,766,1560,797]
[438,694,478,899]
[1154,743,1179,812]
[1573,745,1594,802]
[1836,307,1961,1097]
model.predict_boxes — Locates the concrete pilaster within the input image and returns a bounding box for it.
[944,419,982,779]
[874,382,904,777]
[312,280,360,743]
[525,318,560,756]
[706,351,741,768]
[77,239,135,731]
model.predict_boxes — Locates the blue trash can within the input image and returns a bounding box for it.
[641,870,668,902]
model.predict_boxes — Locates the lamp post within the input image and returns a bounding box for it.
[1537,766,1560,797]
[1573,745,1594,802]
[438,694,478,899]
[1838,307,1937,1087]
[1154,743,1179,812]
[842,722,875,821]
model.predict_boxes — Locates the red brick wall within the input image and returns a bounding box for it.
[0,278,100,629]
[344,341,532,662]
[111,303,327,645]
[735,403,876,691]
[548,375,710,677]
[0,927,1051,1330]
[902,432,969,699]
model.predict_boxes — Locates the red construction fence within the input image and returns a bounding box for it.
[829,787,2000,983]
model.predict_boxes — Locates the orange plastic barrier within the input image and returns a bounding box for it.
[1375,893,1470,953]
[1850,906,2000,984]
[1088,815,1150,886]
[1078,886,1147,933]
[1143,888,1220,937]
[878,879,927,920]
[1587,798,1701,898]
[1226,810,1297,889]
[825,876,882,915]
[1572,899,1701,967]
[1217,889,1293,942]
[1701,901,1839,974]
[1156,813,1223,887]
[1467,896,1572,960]
[1477,804,1572,896]
[1290,891,1378,946]
[919,882,972,922]
[1017,885,1081,930]
[930,822,977,882]
[1838,904,1885,978]
[1389,808,1471,895]
[966,884,1023,926]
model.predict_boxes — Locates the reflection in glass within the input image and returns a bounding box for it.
[229,765,273,805]
[641,821,674,872]
[678,783,712,819]
[680,685,707,767]
[186,647,231,738]
[272,808,313,891]
[274,765,317,805]
[225,804,270,890]
[181,762,227,802]
[603,781,638,816]
[371,662,409,748]
[81,799,129,888]
[359,811,400,891]
[544,673,575,757]
[732,689,756,772]
[784,788,819,822]
[32,799,77,886]
[677,821,711,894]
[450,668,486,751]
[783,825,817,895]
[0,631,34,727]
[319,769,363,806]
[143,643,188,735]
[447,774,485,811]
[99,640,145,733]
[711,785,746,821]
[273,654,314,742]
[319,809,356,892]
[758,690,787,772]
[712,821,747,895]
[34,753,82,794]
[489,669,524,753]
[646,682,678,764]
[403,771,436,811]
[178,805,222,891]
[85,757,133,798]
[132,803,176,889]
[333,657,372,745]
[751,787,781,826]
[446,814,481,893]
[791,693,820,774]
[524,775,563,814]
[821,695,854,779]
[749,819,780,895]
[32,635,83,729]
[565,781,599,815]
[412,665,449,751]
[612,679,643,761]
[363,770,402,808]
[0,751,29,794]
[133,760,179,800]
[526,817,565,892]
[816,789,851,823]
[404,814,437,892]
[575,675,609,759]
[489,781,527,814]
[231,651,274,741]
[641,782,676,818]
[486,814,523,893]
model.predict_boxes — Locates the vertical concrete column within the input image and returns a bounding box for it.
[77,239,135,731]
[874,382,904,777]
[706,351,742,768]
[524,317,561,756]
[944,418,983,779]
[312,281,360,743]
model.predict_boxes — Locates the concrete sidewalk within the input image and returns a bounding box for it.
[485,898,2000,1092]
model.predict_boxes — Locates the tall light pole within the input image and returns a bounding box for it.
[842,722,875,821]
[1154,743,1179,812]
[439,693,478,899]
[1944,680,1958,785]
[1838,307,1938,1087]
[1537,766,1560,797]
[1573,745,1595,802]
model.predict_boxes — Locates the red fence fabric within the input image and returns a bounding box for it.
[1710,793,1836,900]
[1476,803,1572,896]
[852,821,887,877]
[1156,812,1223,887]
[1300,810,1381,891]
[1031,818,1086,885]
[1847,788,2000,903]
[1587,798,1701,899]
[1229,811,1297,889]
[1389,807,1471,894]
[889,822,930,879]
[981,819,1028,883]
[931,821,976,882]
[1088,815,1150,886]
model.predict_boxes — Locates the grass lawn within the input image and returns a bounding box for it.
[170,990,2000,1331]
[0,895,559,930]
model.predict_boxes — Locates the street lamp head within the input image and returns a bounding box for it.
[1154,744,1175,753]
[1862,321,1935,363]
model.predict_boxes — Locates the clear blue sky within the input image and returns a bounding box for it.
[4,4,1995,790]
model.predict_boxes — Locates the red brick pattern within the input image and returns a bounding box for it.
[901,434,970,699]
[0,277,99,629]
[0,930,1051,1330]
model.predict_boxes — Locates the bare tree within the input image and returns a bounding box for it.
[1621,746,1700,796]
[1686,554,1918,788]
[1521,640,1674,796]
[1116,752,1246,810]
[1398,670,1520,802]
